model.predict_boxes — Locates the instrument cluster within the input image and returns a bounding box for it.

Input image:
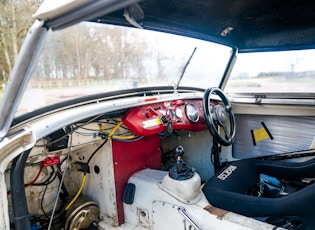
[122,99,207,136]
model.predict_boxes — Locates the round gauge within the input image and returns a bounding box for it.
[175,107,183,119]
[186,103,199,122]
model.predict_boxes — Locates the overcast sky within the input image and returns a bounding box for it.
[233,49,315,76]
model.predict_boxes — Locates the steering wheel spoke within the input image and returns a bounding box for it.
[222,125,231,140]
[203,87,236,146]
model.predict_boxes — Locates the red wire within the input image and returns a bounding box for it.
[7,164,44,195]
[25,165,44,187]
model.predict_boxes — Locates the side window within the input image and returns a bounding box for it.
[225,50,315,94]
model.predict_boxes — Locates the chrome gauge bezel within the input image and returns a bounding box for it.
[185,103,199,122]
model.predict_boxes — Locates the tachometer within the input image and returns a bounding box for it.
[186,103,199,122]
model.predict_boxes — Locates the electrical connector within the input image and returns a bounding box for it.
[42,156,60,167]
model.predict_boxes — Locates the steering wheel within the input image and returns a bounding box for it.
[203,87,236,146]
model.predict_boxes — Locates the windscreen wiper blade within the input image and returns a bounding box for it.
[174,47,197,91]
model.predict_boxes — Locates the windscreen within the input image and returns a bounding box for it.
[15,21,231,116]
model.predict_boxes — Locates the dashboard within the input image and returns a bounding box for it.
[122,99,208,136]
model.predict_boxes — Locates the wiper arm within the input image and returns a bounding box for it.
[174,47,197,91]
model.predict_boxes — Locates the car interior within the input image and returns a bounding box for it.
[0,1,314,230]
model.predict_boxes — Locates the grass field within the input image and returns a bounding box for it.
[226,76,315,93]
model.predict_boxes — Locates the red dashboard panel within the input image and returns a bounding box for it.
[122,99,208,136]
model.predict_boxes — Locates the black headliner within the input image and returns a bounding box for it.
[99,0,315,52]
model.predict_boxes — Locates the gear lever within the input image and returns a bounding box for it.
[175,146,184,173]
[169,146,194,180]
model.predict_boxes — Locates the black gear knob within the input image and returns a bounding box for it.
[174,145,184,157]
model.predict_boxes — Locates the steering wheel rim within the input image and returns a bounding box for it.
[203,87,236,146]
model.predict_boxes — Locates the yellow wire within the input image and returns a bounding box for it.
[65,121,123,211]
[65,174,86,211]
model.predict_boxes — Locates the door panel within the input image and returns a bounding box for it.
[231,103,315,159]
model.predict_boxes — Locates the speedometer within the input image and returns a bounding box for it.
[186,103,199,122]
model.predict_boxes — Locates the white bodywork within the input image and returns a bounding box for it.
[109,168,283,230]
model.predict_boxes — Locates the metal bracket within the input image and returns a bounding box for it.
[254,95,266,104]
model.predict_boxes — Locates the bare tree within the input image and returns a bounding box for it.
[0,0,42,80]
[286,55,302,72]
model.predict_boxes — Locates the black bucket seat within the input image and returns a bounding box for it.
[203,158,315,229]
